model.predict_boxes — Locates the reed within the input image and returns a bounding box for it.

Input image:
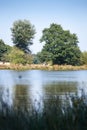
[0,91,87,130]
[0,63,87,70]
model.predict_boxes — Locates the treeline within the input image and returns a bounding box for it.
[0,19,87,65]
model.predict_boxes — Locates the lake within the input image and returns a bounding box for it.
[0,70,87,110]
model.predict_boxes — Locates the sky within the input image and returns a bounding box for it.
[0,0,87,54]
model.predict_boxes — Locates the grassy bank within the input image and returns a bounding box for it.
[0,63,87,70]
[0,93,87,130]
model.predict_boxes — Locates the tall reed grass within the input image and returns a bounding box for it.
[0,91,87,130]
[0,63,87,70]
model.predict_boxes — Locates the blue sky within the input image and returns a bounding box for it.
[0,0,87,54]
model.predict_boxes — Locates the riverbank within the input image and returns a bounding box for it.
[0,63,87,70]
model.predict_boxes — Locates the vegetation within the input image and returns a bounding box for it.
[0,64,87,71]
[0,91,87,130]
[33,54,41,64]
[4,47,33,64]
[0,20,87,66]
[81,51,87,65]
[0,39,11,62]
[11,19,36,53]
[0,20,87,130]
[39,23,81,65]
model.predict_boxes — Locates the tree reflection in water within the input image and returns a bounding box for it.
[13,85,31,110]
[43,81,78,108]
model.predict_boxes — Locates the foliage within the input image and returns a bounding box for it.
[5,47,33,64]
[32,54,41,64]
[37,51,52,63]
[0,92,87,130]
[0,39,11,61]
[40,23,81,65]
[80,51,87,65]
[11,19,36,53]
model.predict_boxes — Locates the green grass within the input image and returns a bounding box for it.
[0,92,87,130]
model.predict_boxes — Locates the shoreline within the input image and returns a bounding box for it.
[0,64,87,71]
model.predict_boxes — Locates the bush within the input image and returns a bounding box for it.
[4,47,33,64]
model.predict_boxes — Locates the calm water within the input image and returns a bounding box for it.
[0,70,87,109]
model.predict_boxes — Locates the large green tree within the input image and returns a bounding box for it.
[40,23,81,65]
[11,20,35,53]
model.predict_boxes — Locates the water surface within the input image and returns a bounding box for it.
[0,70,87,109]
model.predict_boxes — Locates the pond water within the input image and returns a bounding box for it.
[0,70,87,110]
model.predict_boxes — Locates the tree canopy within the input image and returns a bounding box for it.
[11,20,36,53]
[40,23,81,65]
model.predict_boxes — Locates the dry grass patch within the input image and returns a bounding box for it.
[0,64,87,71]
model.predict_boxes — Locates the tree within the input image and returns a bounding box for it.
[11,20,36,53]
[5,47,33,64]
[0,39,11,61]
[80,51,87,65]
[40,23,81,65]
[32,54,41,64]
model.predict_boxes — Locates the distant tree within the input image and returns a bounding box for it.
[0,39,11,61]
[40,23,81,65]
[33,54,41,64]
[11,20,36,53]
